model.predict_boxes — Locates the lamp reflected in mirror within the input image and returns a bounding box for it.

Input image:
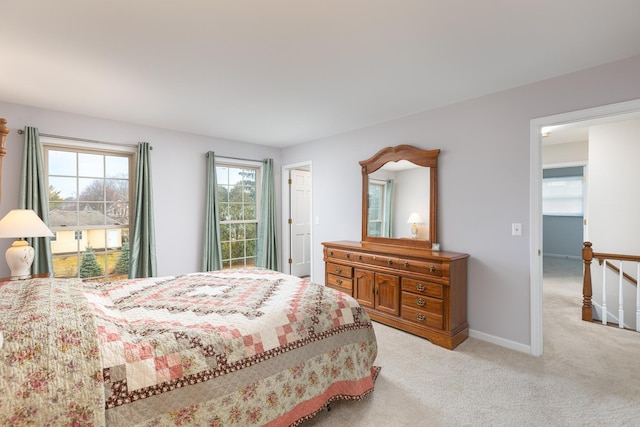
[407,212,423,239]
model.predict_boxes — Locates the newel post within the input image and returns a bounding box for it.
[582,241,593,322]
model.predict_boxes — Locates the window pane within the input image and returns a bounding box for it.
[246,239,256,257]
[49,176,77,200]
[79,203,107,225]
[105,156,129,178]
[48,150,76,176]
[231,240,244,259]
[52,254,79,278]
[106,179,129,202]
[244,204,256,220]
[216,166,229,185]
[108,202,129,225]
[49,202,78,227]
[78,153,104,178]
[79,178,104,201]
[246,223,257,239]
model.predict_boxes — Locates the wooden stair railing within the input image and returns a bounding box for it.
[582,241,640,329]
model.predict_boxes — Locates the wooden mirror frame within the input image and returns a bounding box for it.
[360,144,439,249]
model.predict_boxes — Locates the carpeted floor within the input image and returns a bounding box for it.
[302,256,640,426]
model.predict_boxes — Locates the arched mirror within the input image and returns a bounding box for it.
[360,145,439,249]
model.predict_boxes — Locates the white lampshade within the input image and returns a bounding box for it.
[0,209,53,280]
[406,212,424,224]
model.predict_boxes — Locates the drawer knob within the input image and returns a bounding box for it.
[346,253,351,259]
[429,265,436,272]
[416,284,426,291]
[336,279,342,285]
[335,267,342,274]
[387,259,393,265]
[358,255,363,260]
[416,313,426,322]
[330,250,334,256]
[403,261,409,268]
[416,298,426,307]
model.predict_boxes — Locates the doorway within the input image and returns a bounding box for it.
[282,162,312,279]
[530,98,640,356]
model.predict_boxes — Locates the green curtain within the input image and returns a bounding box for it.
[202,151,223,271]
[130,142,157,278]
[19,127,53,275]
[257,158,279,270]
[383,179,394,238]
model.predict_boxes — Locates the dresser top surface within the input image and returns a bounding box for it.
[322,240,469,261]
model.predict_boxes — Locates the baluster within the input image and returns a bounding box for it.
[602,260,607,326]
[619,260,625,329]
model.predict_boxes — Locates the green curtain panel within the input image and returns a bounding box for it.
[19,127,53,275]
[130,142,157,278]
[257,158,279,270]
[202,151,223,271]
[383,179,394,238]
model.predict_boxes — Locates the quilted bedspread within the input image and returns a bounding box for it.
[1,268,378,426]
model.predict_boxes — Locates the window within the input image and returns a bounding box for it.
[45,144,133,282]
[367,180,386,237]
[216,161,261,269]
[542,176,584,216]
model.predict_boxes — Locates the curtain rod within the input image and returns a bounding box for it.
[209,153,263,163]
[17,129,151,149]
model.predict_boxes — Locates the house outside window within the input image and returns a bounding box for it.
[44,142,133,282]
[216,160,261,269]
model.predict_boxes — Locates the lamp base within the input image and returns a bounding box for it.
[5,239,34,280]
[410,223,419,239]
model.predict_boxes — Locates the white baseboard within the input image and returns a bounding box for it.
[469,329,532,355]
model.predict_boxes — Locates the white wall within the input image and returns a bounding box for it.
[281,54,640,349]
[0,102,281,277]
[543,141,588,165]
[588,118,640,329]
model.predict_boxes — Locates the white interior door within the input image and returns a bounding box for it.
[290,169,311,277]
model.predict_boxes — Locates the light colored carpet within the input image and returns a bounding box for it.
[303,256,640,426]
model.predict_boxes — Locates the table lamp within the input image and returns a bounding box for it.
[0,209,54,280]
[406,212,423,239]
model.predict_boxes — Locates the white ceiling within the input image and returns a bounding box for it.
[2,1,640,148]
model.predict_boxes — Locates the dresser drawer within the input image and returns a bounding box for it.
[325,247,362,262]
[402,305,444,330]
[401,292,443,315]
[326,262,353,278]
[326,274,353,293]
[402,278,444,299]
[399,259,444,278]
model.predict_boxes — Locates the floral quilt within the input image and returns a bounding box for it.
[1,268,378,426]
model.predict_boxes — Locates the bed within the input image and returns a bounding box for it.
[0,267,378,426]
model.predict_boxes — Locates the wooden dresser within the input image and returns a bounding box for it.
[323,240,469,350]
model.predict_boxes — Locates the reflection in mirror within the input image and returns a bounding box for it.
[367,162,429,239]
